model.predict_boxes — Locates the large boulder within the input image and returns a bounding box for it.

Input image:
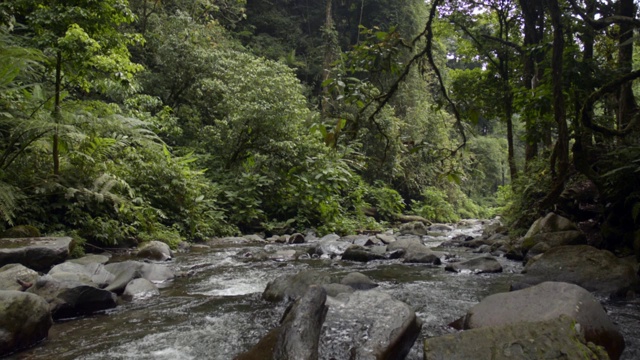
[445,256,503,274]
[451,282,624,360]
[0,264,39,291]
[0,237,72,272]
[522,245,639,295]
[520,213,585,255]
[262,270,334,302]
[235,286,328,360]
[26,275,117,319]
[320,290,422,360]
[0,290,52,356]
[136,241,173,261]
[425,315,609,360]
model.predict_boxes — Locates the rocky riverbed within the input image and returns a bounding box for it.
[1,216,639,359]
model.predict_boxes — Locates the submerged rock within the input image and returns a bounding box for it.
[451,281,624,360]
[425,315,609,360]
[522,245,638,295]
[0,237,71,272]
[445,256,502,274]
[321,290,422,360]
[0,290,52,356]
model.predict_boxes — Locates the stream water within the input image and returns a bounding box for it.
[9,223,640,360]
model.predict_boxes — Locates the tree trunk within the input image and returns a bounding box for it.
[519,0,546,166]
[52,51,62,176]
[616,0,638,134]
[321,0,334,116]
[540,0,569,210]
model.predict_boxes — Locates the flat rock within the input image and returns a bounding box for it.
[0,237,71,272]
[320,290,422,360]
[0,290,52,356]
[425,315,609,360]
[522,245,639,295]
[452,281,624,360]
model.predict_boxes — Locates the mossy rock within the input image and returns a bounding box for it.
[1,225,40,239]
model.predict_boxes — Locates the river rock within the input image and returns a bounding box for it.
[425,315,609,360]
[340,272,378,290]
[287,233,305,244]
[342,245,386,262]
[122,278,159,301]
[314,239,351,258]
[322,283,355,297]
[0,264,39,291]
[136,241,173,261]
[320,290,422,359]
[68,254,110,265]
[399,221,428,236]
[387,238,441,265]
[520,212,585,255]
[451,281,624,360]
[0,290,52,356]
[263,270,335,302]
[0,237,71,272]
[48,261,115,288]
[376,234,396,244]
[445,256,502,274]
[522,245,639,295]
[27,275,117,319]
[104,260,174,293]
[236,286,328,360]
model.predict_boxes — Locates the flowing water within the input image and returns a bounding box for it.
[9,223,640,360]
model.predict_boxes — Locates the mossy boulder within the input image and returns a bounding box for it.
[0,290,52,356]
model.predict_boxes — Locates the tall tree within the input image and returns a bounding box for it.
[14,0,142,175]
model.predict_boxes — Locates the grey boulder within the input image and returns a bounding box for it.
[26,275,117,319]
[0,237,71,272]
[522,245,639,295]
[425,315,609,360]
[122,278,160,301]
[321,290,422,360]
[451,281,624,360]
[0,290,52,356]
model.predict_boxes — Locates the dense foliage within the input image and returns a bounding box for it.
[0,0,639,256]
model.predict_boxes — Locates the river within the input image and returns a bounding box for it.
[9,223,640,360]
